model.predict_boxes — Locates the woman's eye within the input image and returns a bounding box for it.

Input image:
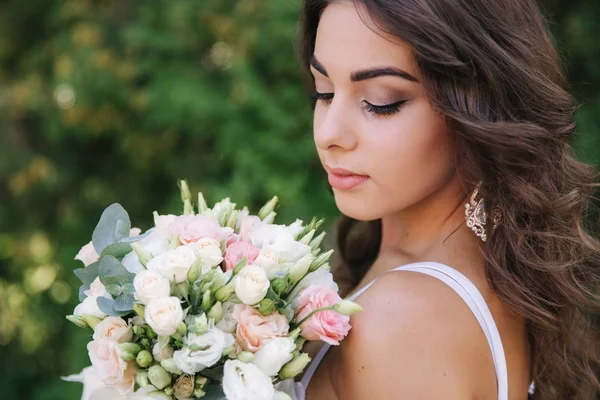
[362,100,407,117]
[310,91,334,104]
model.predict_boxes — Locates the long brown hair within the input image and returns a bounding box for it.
[299,0,600,398]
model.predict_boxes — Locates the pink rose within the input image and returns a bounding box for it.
[87,339,137,394]
[224,241,260,271]
[296,285,351,345]
[75,241,99,266]
[170,215,233,245]
[233,305,289,352]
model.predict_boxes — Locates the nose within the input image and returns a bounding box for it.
[313,95,358,152]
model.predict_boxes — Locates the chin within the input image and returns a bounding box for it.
[333,189,383,221]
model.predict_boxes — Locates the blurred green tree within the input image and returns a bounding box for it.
[0,0,597,399]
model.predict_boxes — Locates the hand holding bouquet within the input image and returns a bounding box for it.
[63,181,361,400]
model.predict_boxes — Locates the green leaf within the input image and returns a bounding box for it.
[99,255,135,287]
[73,261,100,286]
[200,377,225,394]
[122,283,135,295]
[97,297,130,317]
[100,242,132,259]
[92,203,131,254]
[114,293,135,312]
[201,366,224,382]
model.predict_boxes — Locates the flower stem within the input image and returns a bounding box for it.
[293,306,335,328]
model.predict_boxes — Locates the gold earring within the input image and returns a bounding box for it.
[465,183,501,242]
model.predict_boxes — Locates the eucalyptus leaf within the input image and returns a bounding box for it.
[100,242,132,259]
[97,296,130,317]
[120,229,152,243]
[201,366,224,382]
[73,261,100,286]
[92,203,131,254]
[122,283,135,295]
[113,293,135,312]
[105,283,122,297]
[99,255,135,287]
[78,285,89,302]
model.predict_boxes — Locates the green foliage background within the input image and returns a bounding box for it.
[0,0,597,399]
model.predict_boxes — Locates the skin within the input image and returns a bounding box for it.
[306,2,532,399]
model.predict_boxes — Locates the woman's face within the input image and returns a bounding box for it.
[312,2,456,221]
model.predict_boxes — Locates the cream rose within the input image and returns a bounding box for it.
[173,329,234,374]
[233,305,289,352]
[173,373,195,399]
[147,245,196,284]
[253,249,285,279]
[251,337,296,377]
[191,237,224,269]
[223,360,275,400]
[234,265,270,305]
[145,297,184,336]
[87,339,137,394]
[133,270,171,305]
[93,317,133,343]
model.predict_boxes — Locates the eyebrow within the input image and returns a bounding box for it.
[309,55,419,83]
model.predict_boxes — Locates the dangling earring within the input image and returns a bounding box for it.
[465,182,501,242]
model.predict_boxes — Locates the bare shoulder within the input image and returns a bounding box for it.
[332,270,495,399]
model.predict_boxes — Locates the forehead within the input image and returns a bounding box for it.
[314,2,416,77]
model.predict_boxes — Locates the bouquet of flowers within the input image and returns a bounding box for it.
[63,181,361,400]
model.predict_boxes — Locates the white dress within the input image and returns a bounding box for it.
[276,261,527,400]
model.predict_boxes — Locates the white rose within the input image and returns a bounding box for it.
[145,297,183,336]
[75,241,99,267]
[121,251,145,275]
[253,249,285,279]
[61,366,105,400]
[74,295,107,319]
[288,268,338,308]
[191,237,224,269]
[93,317,133,343]
[251,225,311,263]
[147,245,196,283]
[152,343,174,362]
[137,228,171,258]
[216,301,238,333]
[173,329,234,374]
[240,216,263,242]
[154,214,178,236]
[234,265,270,305]
[223,360,275,400]
[251,337,295,377]
[287,219,305,239]
[133,270,171,305]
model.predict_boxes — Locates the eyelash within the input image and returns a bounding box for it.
[310,91,406,117]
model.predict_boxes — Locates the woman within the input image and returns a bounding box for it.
[284,0,600,399]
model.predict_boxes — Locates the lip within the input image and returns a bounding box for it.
[325,165,370,190]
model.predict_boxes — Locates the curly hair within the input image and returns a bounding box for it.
[298,0,600,398]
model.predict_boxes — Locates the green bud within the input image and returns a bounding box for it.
[258,298,276,316]
[271,277,288,296]
[140,338,151,348]
[179,180,192,203]
[288,327,302,341]
[261,211,276,224]
[231,257,247,277]
[187,313,208,335]
[66,315,89,329]
[131,242,151,267]
[279,353,311,380]
[226,209,240,229]
[133,325,145,337]
[198,192,208,213]
[195,376,208,389]
[294,337,306,355]
[258,196,279,220]
[309,231,326,251]
[333,300,363,316]
[81,314,102,329]
[119,343,142,361]
[146,326,157,340]
[183,199,194,215]
[208,301,224,323]
[201,290,213,311]
[136,370,149,388]
[237,351,254,363]
[160,358,183,375]
[136,350,153,368]
[299,230,315,245]
[193,388,206,398]
[148,365,171,390]
[187,262,202,284]
[163,385,174,396]
[223,346,234,357]
[168,235,180,250]
[309,249,334,272]
[288,253,314,284]
[133,303,145,319]
[215,282,235,303]
[176,321,187,336]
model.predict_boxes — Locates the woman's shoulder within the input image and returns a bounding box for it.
[331,269,496,399]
